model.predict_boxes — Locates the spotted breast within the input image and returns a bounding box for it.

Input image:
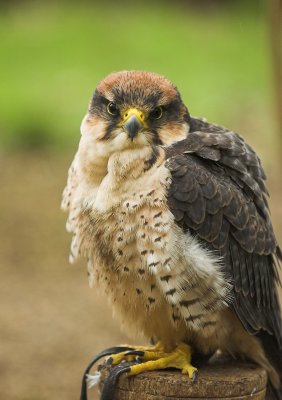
[63,145,231,346]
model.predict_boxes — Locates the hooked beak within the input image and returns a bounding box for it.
[121,108,146,140]
[123,115,143,140]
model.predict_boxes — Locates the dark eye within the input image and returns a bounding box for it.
[107,102,119,116]
[150,106,163,120]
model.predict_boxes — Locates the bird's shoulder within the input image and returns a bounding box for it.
[165,116,270,224]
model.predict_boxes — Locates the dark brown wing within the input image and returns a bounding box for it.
[165,117,282,347]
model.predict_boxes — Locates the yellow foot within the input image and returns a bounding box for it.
[108,342,198,381]
[108,341,163,365]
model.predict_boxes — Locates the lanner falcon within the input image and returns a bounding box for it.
[62,71,282,399]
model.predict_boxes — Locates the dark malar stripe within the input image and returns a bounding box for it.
[144,146,160,172]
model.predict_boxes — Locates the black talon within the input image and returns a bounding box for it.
[80,346,134,400]
[124,350,145,357]
[192,370,198,383]
[105,357,113,367]
[101,361,139,400]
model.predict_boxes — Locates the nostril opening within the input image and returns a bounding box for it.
[125,113,128,117]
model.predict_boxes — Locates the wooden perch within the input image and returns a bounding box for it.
[99,358,267,399]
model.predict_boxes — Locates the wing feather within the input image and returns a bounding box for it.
[165,117,282,348]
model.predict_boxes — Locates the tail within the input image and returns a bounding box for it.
[258,331,282,400]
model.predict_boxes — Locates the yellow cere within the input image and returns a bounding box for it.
[119,108,148,129]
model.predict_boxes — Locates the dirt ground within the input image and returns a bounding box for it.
[0,151,281,400]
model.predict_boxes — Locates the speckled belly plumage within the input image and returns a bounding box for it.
[66,148,231,345]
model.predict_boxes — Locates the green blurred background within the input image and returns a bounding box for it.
[0,1,281,399]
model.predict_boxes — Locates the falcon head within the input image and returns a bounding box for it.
[80,71,190,158]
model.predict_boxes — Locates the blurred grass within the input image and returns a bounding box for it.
[1,3,281,400]
[0,1,277,160]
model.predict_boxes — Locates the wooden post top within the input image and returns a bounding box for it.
[99,360,267,399]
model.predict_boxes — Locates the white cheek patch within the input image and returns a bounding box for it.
[80,114,151,158]
[110,130,129,150]
[80,115,106,139]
